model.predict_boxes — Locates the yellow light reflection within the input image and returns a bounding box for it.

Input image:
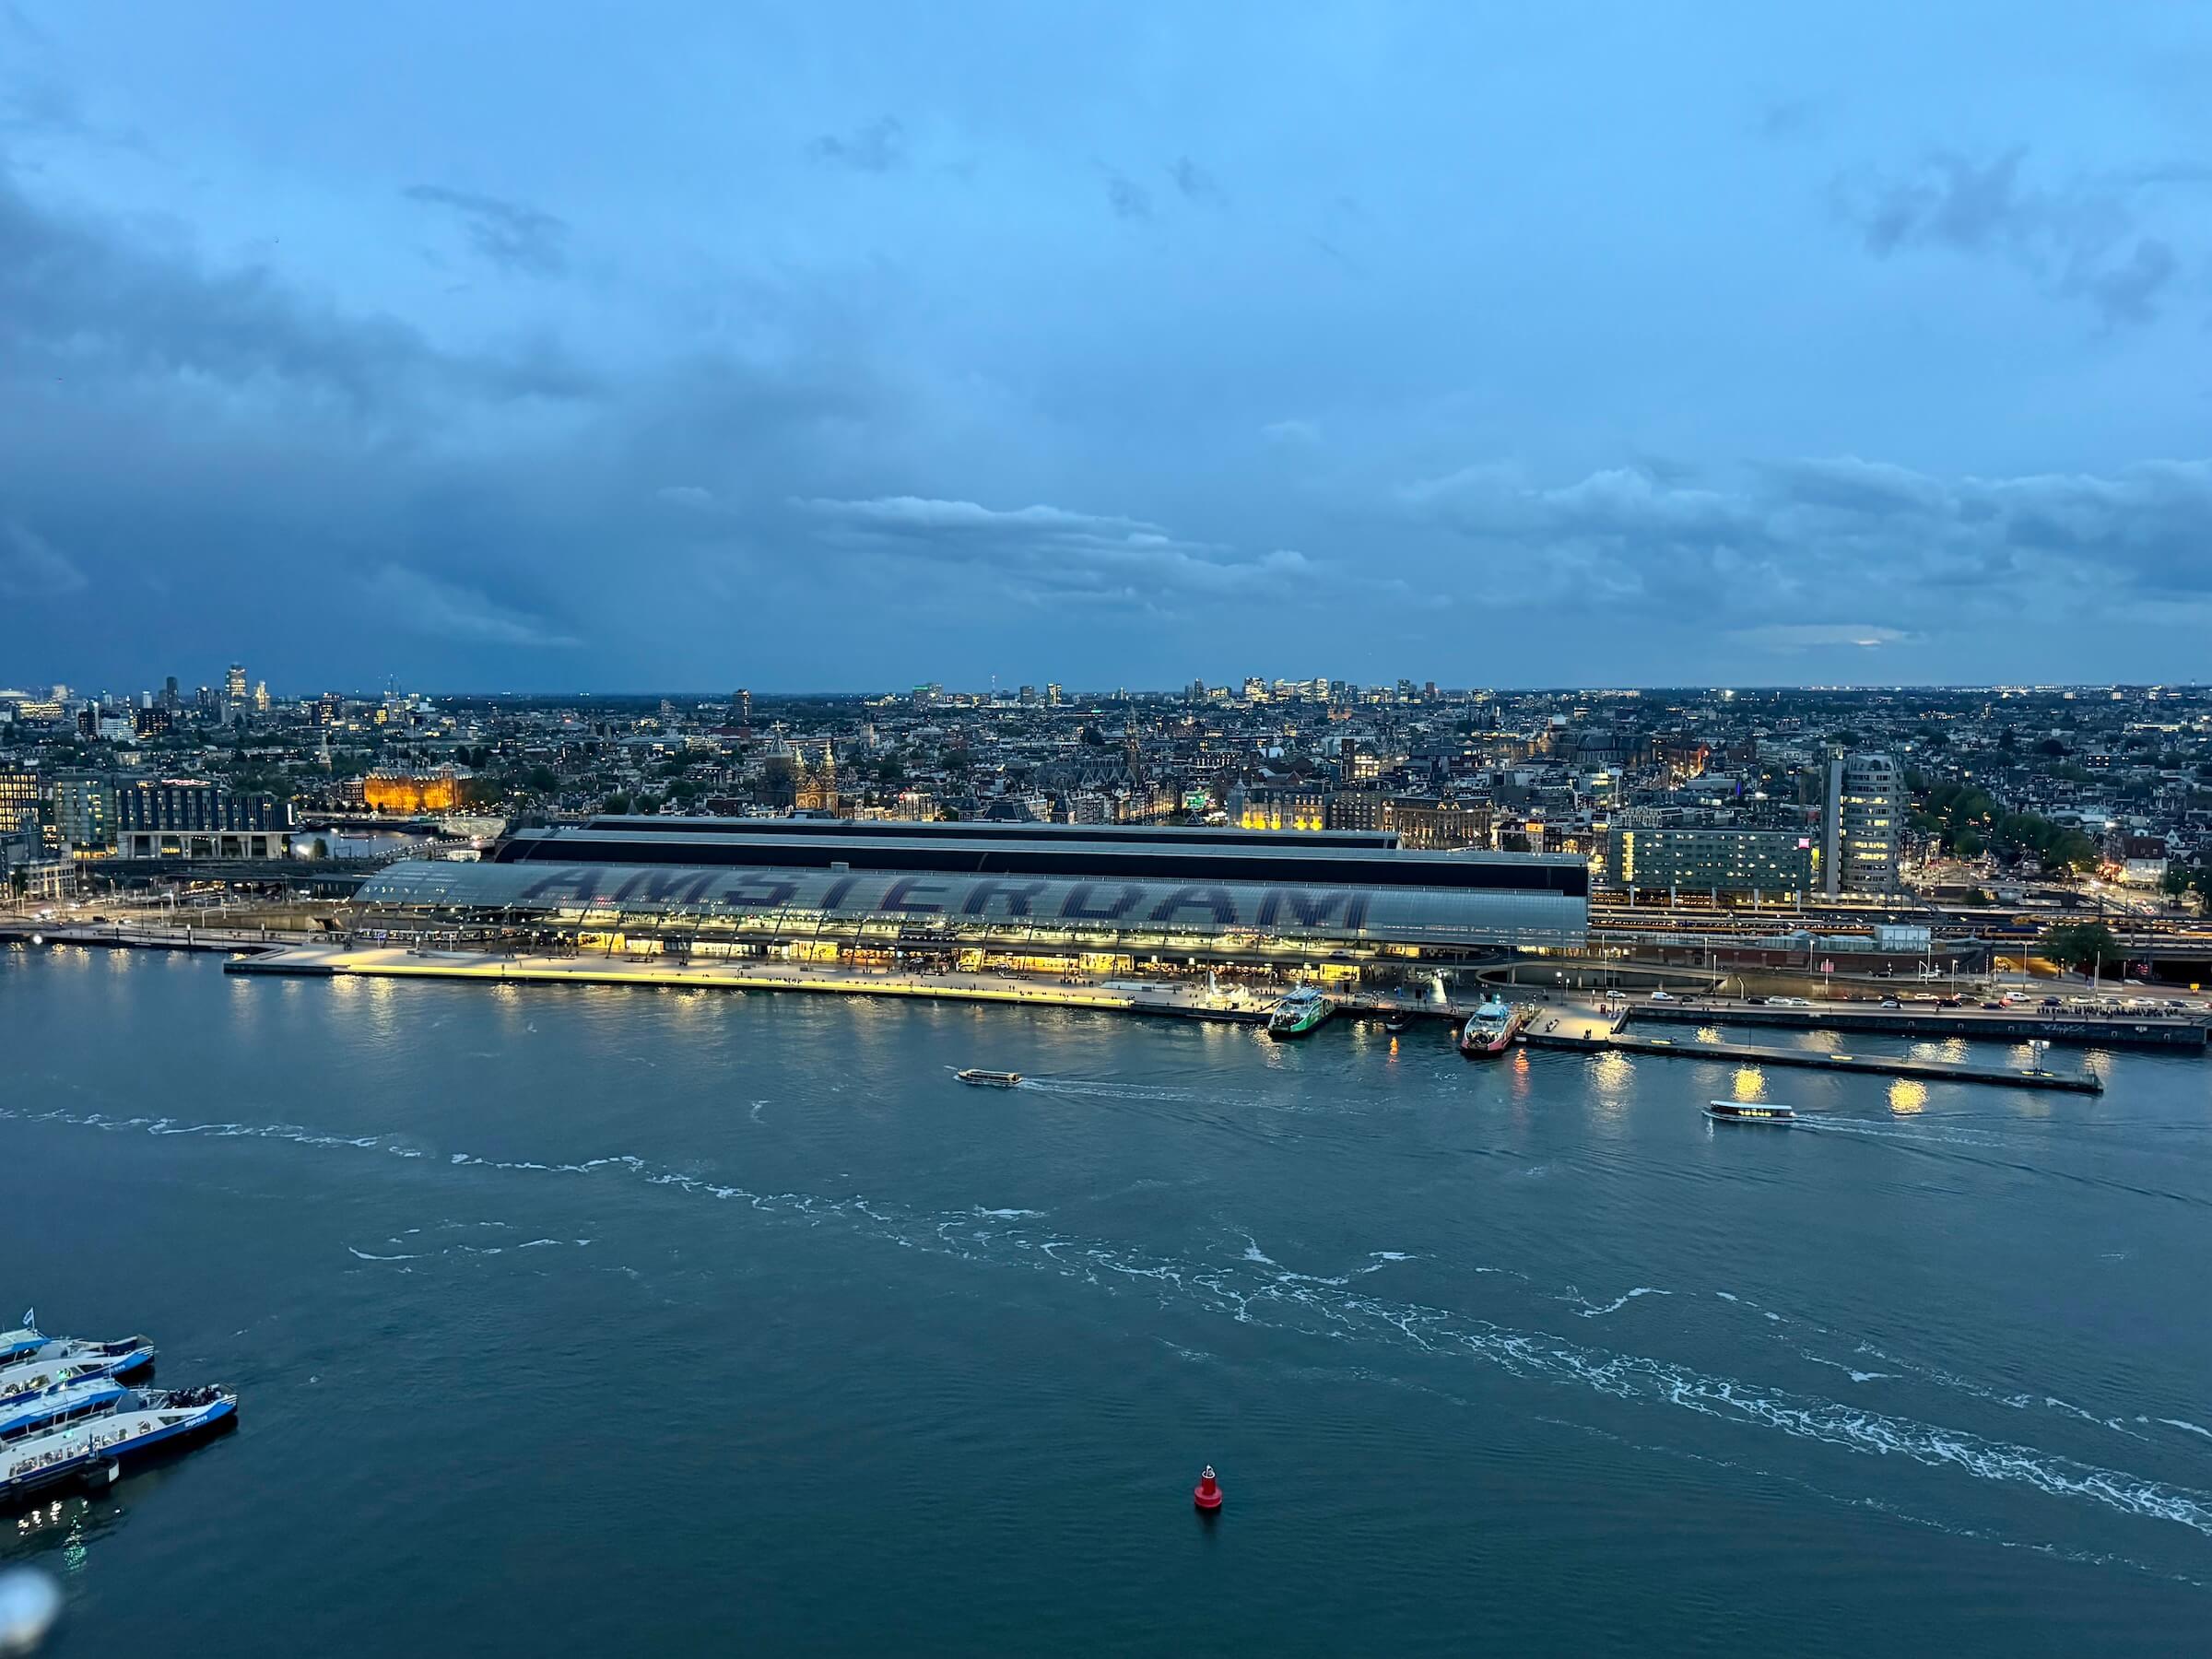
[1732,1067,1766,1101]
[1888,1077,1928,1115]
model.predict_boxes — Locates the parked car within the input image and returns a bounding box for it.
[1879,998,1902,1008]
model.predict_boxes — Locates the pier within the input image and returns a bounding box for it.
[1518,1023,2102,1093]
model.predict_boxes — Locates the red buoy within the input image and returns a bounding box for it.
[1193,1465,1222,1512]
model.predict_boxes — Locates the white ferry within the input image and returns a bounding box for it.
[1704,1100,1796,1125]
[0,1385,237,1509]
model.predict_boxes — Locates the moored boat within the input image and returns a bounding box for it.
[1458,996,1532,1057]
[955,1068,1023,1088]
[1382,1011,1414,1034]
[1704,1100,1795,1124]
[1266,986,1334,1040]
[1,1317,154,1382]
[0,1385,237,1510]
[0,1377,129,1444]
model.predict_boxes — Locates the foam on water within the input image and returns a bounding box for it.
[17,1100,2212,1547]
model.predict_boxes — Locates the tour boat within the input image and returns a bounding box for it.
[1458,996,1532,1057]
[1266,986,1334,1040]
[0,1385,237,1509]
[955,1068,1023,1088]
[1704,1100,1796,1125]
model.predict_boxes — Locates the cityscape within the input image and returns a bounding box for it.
[6,670,2211,937]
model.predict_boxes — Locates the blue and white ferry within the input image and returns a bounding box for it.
[0,1385,237,1507]
[0,1314,155,1399]
[0,1377,130,1443]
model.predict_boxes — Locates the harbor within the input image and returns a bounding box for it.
[207,939,2112,1093]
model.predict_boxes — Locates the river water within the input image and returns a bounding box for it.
[4,946,2210,1655]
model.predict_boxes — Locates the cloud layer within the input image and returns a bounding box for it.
[0,4,2206,689]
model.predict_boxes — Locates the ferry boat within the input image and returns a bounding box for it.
[0,1377,128,1443]
[1458,996,1532,1057]
[1266,986,1334,1040]
[0,1341,155,1411]
[1704,1100,1796,1125]
[0,1385,237,1510]
[1382,1011,1414,1035]
[1,1317,155,1380]
[955,1068,1023,1088]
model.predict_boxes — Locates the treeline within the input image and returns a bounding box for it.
[1911,781,2099,872]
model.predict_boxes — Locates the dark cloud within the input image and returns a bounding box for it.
[363,564,580,648]
[1103,170,1151,222]
[0,519,84,595]
[403,183,570,278]
[1169,156,1222,206]
[1400,454,2212,631]
[1836,147,2196,326]
[807,116,905,172]
[1754,98,1816,142]
[0,158,594,411]
[798,494,1315,616]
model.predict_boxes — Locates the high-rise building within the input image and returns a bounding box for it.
[225,664,248,712]
[1045,683,1063,707]
[732,688,753,727]
[1823,752,1902,896]
[253,681,271,714]
[0,771,40,839]
[52,775,115,852]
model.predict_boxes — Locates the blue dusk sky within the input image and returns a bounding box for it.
[1,2,2207,692]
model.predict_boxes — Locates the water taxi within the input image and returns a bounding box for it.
[1704,1100,1796,1125]
[1266,986,1334,1040]
[955,1068,1023,1088]
[1458,996,1533,1057]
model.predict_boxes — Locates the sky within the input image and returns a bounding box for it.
[1,2,2208,695]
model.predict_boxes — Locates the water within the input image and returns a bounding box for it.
[4,946,2210,1654]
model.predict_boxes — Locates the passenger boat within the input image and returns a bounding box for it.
[0,1339,155,1410]
[1266,986,1334,1040]
[0,1377,128,1443]
[0,1385,237,1509]
[1382,1011,1414,1034]
[1,1318,155,1380]
[1704,1100,1796,1125]
[955,1068,1023,1088]
[1458,996,1532,1057]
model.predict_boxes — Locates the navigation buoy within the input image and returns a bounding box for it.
[1193,1465,1223,1512]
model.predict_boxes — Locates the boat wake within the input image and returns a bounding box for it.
[14,1100,2212,1551]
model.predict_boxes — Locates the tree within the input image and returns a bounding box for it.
[2041,920,2117,976]
[2039,737,2068,757]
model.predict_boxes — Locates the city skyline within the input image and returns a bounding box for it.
[4,5,2208,688]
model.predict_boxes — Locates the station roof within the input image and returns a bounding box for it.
[492,824,1588,898]
[358,856,1587,951]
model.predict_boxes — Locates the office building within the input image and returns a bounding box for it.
[1823,752,1902,896]
[115,780,295,859]
[1607,826,1816,901]
[51,775,116,852]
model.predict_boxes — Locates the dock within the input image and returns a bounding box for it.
[1627,998,2207,1051]
[1520,1024,2102,1092]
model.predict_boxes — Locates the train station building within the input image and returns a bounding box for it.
[353,817,1589,983]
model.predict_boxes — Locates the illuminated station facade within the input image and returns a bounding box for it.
[355,818,1589,985]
